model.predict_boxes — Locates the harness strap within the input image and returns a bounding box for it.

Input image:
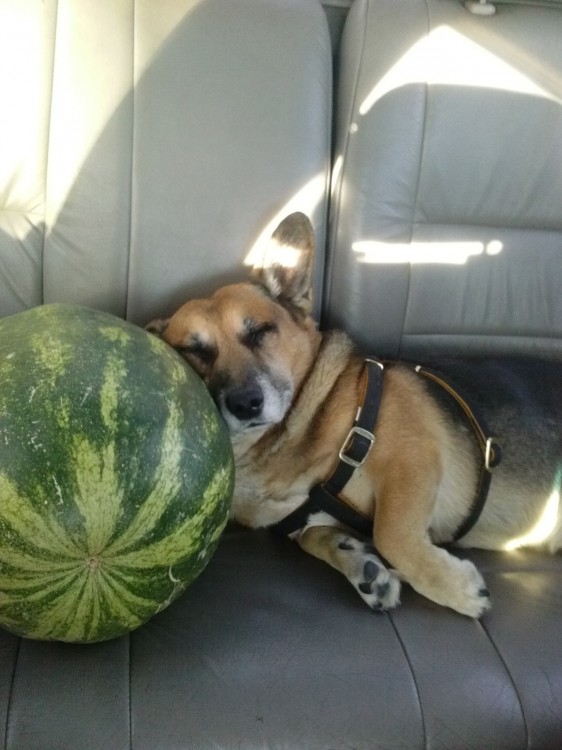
[271,358,383,537]
[271,359,502,543]
[414,366,502,470]
[324,358,383,493]
[413,365,502,541]
[270,483,374,538]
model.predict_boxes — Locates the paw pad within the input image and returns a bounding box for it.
[335,537,401,611]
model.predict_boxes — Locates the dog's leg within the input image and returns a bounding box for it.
[298,526,401,611]
[374,469,491,618]
[383,535,490,618]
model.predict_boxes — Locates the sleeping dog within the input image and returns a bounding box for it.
[148,212,561,617]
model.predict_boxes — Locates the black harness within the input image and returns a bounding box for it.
[271,359,502,542]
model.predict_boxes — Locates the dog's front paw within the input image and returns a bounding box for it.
[447,557,491,618]
[408,552,491,618]
[337,536,401,612]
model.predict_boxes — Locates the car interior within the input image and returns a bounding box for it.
[1,0,561,748]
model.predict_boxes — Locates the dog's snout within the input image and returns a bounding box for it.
[225,384,264,422]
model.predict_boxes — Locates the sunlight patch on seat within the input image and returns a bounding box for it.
[359,25,562,116]
[244,173,327,268]
[352,239,503,265]
[504,467,562,552]
[503,486,560,551]
[0,4,47,215]
[46,0,203,230]
[0,1,202,237]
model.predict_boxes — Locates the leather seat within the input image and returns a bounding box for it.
[1,1,561,748]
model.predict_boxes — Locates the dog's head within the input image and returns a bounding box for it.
[150,212,321,438]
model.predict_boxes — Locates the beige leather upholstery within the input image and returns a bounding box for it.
[325,0,562,358]
[0,0,331,324]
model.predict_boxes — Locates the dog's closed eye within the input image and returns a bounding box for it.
[178,336,217,365]
[241,320,278,350]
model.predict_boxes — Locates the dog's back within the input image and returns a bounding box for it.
[419,356,562,551]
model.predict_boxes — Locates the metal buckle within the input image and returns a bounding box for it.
[485,437,501,472]
[339,425,375,468]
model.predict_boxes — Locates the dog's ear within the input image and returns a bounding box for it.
[145,318,169,338]
[251,212,315,317]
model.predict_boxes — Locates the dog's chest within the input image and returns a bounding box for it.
[230,461,311,529]
[227,422,336,529]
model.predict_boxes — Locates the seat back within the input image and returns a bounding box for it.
[325,0,562,358]
[0,0,331,324]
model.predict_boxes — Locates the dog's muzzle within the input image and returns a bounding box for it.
[219,372,294,434]
[224,384,264,423]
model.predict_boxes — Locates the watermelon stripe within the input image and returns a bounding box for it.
[0,474,84,559]
[0,548,79,574]
[99,352,127,432]
[65,570,105,642]
[101,561,189,614]
[105,402,185,556]
[71,437,123,555]
[29,332,73,388]
[19,569,87,640]
[41,573,95,641]
[100,567,160,616]
[82,574,103,641]
[0,567,82,604]
[99,325,133,348]
[110,466,230,567]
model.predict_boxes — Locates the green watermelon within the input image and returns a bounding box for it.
[0,304,234,643]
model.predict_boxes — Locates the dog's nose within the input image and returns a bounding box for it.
[224,385,264,421]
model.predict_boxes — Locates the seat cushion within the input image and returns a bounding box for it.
[2,524,562,749]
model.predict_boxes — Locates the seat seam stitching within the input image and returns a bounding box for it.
[3,639,22,750]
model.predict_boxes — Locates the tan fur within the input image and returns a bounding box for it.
[151,212,560,618]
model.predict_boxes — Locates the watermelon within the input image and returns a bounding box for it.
[0,304,234,643]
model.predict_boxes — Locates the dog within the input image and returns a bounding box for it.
[148,212,562,617]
